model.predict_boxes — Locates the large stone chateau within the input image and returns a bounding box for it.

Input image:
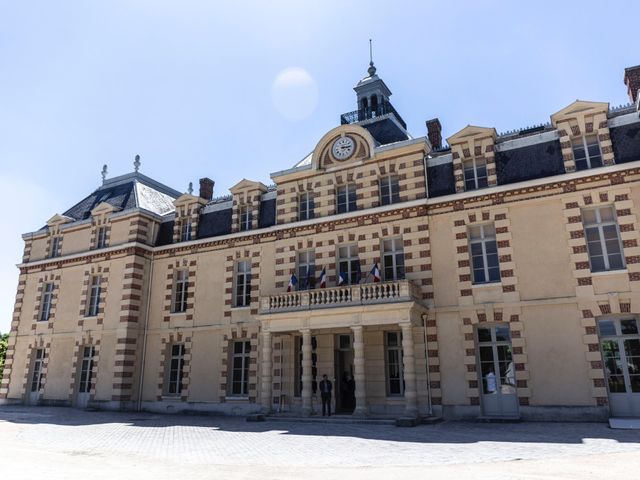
[2,62,640,421]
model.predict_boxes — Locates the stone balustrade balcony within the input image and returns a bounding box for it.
[259,279,422,314]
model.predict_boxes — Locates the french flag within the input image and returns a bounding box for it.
[370,263,381,283]
[287,273,298,292]
[337,271,347,286]
[318,267,327,288]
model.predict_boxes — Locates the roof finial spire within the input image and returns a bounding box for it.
[187,181,193,195]
[367,38,376,76]
[134,154,141,173]
[101,164,108,183]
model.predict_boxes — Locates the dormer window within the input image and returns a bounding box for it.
[573,135,602,171]
[298,192,315,221]
[239,206,252,231]
[463,158,488,191]
[180,221,192,242]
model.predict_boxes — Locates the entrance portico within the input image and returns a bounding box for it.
[258,280,428,418]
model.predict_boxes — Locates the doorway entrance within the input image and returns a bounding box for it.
[598,317,640,417]
[475,324,519,417]
[27,348,44,405]
[334,334,355,414]
[75,346,95,408]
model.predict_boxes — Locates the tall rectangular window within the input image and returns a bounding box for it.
[385,332,404,396]
[573,135,602,171]
[96,226,108,249]
[165,344,185,396]
[39,283,54,322]
[583,206,625,272]
[49,236,61,258]
[78,346,95,394]
[382,237,405,281]
[297,250,315,290]
[172,270,189,313]
[239,206,252,231]
[463,158,488,191]
[469,224,500,284]
[230,340,251,396]
[180,221,192,242]
[379,175,400,206]
[338,245,360,285]
[298,192,315,221]
[30,349,44,393]
[86,275,101,317]
[337,184,357,214]
[234,260,251,307]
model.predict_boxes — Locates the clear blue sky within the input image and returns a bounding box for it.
[1,0,638,333]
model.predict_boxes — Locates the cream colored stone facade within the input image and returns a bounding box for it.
[2,68,640,421]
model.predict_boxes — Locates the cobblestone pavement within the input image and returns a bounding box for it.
[1,406,639,479]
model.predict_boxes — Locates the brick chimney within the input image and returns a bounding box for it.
[426,118,442,149]
[199,177,214,201]
[624,65,640,103]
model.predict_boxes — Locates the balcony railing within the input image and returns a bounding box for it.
[260,279,421,314]
[340,101,407,130]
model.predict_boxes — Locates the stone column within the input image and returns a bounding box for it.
[401,322,418,417]
[352,325,368,416]
[260,331,272,413]
[301,329,313,416]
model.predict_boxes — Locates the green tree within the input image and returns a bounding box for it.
[0,332,9,380]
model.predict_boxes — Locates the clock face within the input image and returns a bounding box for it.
[332,136,355,160]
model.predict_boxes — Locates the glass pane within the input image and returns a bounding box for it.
[621,319,639,335]
[599,207,614,222]
[477,328,492,343]
[585,228,601,243]
[598,320,616,336]
[482,224,495,237]
[608,254,624,270]
[469,226,481,240]
[625,339,640,357]
[488,267,501,282]
[608,375,626,393]
[630,376,640,393]
[479,345,494,361]
[590,256,605,272]
[603,225,620,241]
[582,209,597,225]
[495,326,511,342]
[473,268,486,283]
[387,332,399,347]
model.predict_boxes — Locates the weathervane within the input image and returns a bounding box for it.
[368,38,376,76]
[134,154,141,172]
[101,164,108,183]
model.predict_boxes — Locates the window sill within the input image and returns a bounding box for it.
[225,396,249,402]
[84,315,98,319]
[471,281,502,288]
[161,396,183,402]
[169,312,187,317]
[231,306,251,311]
[591,268,628,277]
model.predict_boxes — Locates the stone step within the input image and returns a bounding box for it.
[265,415,396,425]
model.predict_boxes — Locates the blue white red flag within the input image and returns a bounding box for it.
[370,263,381,282]
[287,273,298,292]
[319,267,327,288]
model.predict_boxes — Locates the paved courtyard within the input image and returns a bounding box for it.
[1,406,639,479]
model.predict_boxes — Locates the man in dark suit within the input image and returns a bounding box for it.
[319,374,332,416]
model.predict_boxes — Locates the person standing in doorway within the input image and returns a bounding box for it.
[319,374,332,416]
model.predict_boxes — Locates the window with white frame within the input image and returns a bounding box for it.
[49,236,61,258]
[385,332,404,396]
[573,135,602,171]
[96,226,108,249]
[469,224,500,284]
[30,349,44,393]
[78,346,95,394]
[338,245,360,285]
[165,344,185,395]
[382,237,405,281]
[337,184,357,214]
[298,192,315,221]
[582,206,625,272]
[234,260,251,307]
[297,250,315,290]
[230,340,251,396]
[39,283,54,322]
[379,175,400,206]
[180,221,192,242]
[463,158,488,191]
[172,269,189,313]
[239,206,252,231]
[86,275,101,317]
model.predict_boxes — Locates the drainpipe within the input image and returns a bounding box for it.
[422,311,433,416]
[137,255,154,412]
